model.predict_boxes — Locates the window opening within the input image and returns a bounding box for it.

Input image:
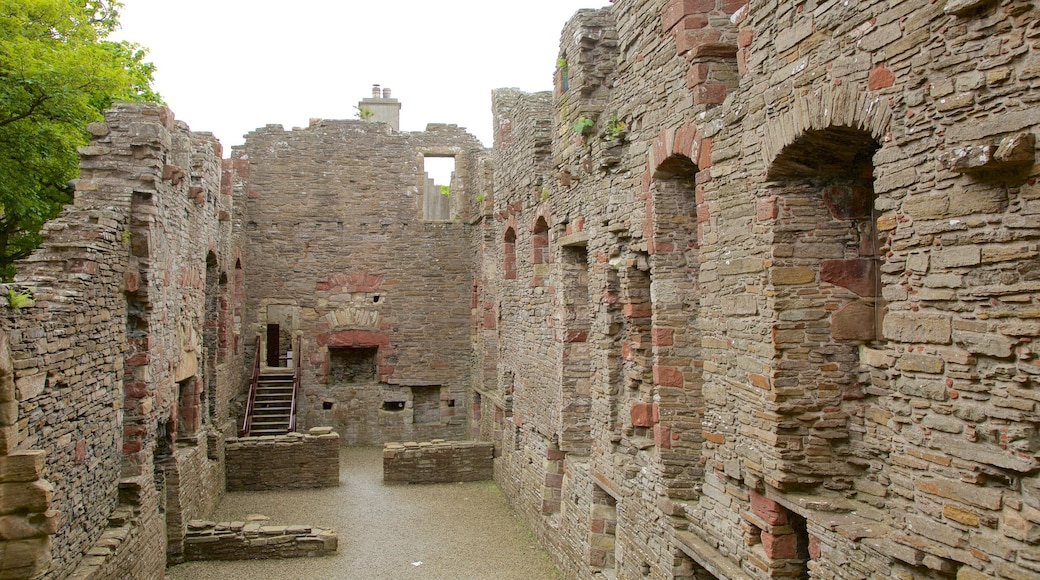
[422,155,456,221]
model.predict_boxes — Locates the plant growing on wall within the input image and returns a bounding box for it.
[606,116,627,141]
[439,185,450,196]
[5,287,33,312]
[572,116,595,135]
[355,105,374,121]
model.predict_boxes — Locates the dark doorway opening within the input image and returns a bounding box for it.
[266,323,280,367]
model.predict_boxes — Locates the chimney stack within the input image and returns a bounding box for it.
[358,84,401,131]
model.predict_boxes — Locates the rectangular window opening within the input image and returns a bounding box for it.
[422,155,456,221]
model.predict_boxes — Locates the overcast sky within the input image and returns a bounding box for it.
[112,0,611,156]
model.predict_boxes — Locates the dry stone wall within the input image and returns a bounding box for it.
[225,429,340,491]
[485,1,1040,579]
[382,440,494,484]
[182,519,337,561]
[236,119,488,446]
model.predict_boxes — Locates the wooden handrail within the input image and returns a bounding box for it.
[240,337,262,436]
[288,335,302,433]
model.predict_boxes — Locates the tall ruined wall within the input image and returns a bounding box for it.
[238,119,487,445]
[489,0,1040,579]
[0,102,244,578]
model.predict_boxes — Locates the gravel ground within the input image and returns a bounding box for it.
[166,447,560,580]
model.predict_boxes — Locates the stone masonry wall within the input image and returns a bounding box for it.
[225,429,340,491]
[237,119,488,445]
[183,519,337,561]
[486,1,1040,580]
[0,101,245,578]
[382,440,494,484]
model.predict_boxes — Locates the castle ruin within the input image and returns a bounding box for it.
[1,0,1038,578]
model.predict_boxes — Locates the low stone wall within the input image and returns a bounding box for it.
[0,451,56,580]
[383,440,494,484]
[225,428,340,491]
[183,519,337,561]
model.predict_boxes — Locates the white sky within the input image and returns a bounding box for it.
[112,0,612,158]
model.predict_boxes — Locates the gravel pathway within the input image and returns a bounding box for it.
[166,447,559,580]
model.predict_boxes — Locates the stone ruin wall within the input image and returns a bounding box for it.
[235,120,489,446]
[0,102,246,578]
[485,0,1040,579]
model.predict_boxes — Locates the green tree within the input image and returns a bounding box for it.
[0,0,159,279]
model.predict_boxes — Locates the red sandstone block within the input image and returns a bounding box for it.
[123,441,142,454]
[653,366,684,388]
[761,531,798,559]
[675,28,722,56]
[623,303,653,318]
[868,64,895,91]
[545,473,564,488]
[695,83,728,105]
[722,0,746,14]
[756,196,778,221]
[654,425,672,449]
[688,63,711,85]
[737,26,754,48]
[698,138,713,169]
[546,448,566,461]
[652,327,675,346]
[808,534,821,560]
[750,491,788,525]
[662,0,716,33]
[125,352,149,367]
[123,425,147,437]
[564,330,588,343]
[631,402,655,427]
[124,382,148,399]
[652,403,660,424]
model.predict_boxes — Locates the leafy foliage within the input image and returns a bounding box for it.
[606,115,626,141]
[354,105,374,121]
[4,287,33,311]
[0,0,159,279]
[572,116,594,134]
[439,185,450,196]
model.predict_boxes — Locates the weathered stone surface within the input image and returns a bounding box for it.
[883,311,952,344]
[226,433,340,492]
[383,440,494,484]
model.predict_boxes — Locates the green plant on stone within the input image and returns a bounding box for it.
[541,188,550,202]
[556,58,568,70]
[572,116,595,135]
[606,116,627,141]
[439,185,450,196]
[5,288,33,312]
[355,105,374,121]
[121,229,131,247]
[476,193,485,203]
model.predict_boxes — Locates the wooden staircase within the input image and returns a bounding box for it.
[241,336,302,437]
[244,369,295,435]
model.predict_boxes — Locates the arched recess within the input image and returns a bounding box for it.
[503,227,517,280]
[531,217,550,265]
[648,153,703,493]
[766,125,882,485]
